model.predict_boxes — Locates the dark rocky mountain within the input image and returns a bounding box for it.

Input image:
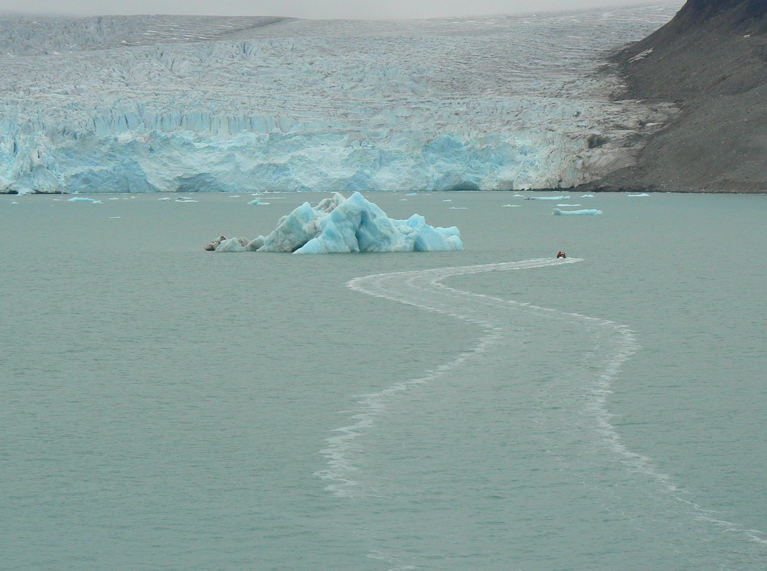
[583,0,767,192]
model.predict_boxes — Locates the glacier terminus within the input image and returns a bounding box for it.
[0,5,679,194]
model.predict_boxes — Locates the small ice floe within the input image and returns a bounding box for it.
[109,197,120,201]
[158,197,171,201]
[247,199,268,205]
[628,193,650,197]
[176,197,198,203]
[266,196,285,199]
[67,196,96,202]
[230,195,240,198]
[406,192,418,196]
[531,195,570,200]
[91,200,103,204]
[557,203,581,207]
[11,201,18,204]
[400,198,408,201]
[449,206,467,210]
[513,193,525,198]
[109,216,120,219]
[580,194,594,198]
[443,199,452,202]
[501,204,521,208]
[553,208,602,215]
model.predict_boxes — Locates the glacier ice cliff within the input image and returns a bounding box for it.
[210,192,463,253]
[0,7,679,193]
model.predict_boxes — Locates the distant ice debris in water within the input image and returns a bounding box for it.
[557,203,581,206]
[628,193,650,197]
[449,206,468,210]
[513,194,526,197]
[406,193,418,196]
[207,192,462,254]
[176,197,197,203]
[580,193,595,197]
[67,196,99,203]
[501,204,521,207]
[531,195,570,200]
[553,207,602,215]
[247,198,268,205]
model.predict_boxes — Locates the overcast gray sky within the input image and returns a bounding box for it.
[0,0,670,20]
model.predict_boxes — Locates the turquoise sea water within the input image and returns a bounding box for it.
[1,192,766,570]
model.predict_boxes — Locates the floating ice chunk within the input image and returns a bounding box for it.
[247,198,268,205]
[109,216,120,219]
[580,194,595,197]
[532,195,570,200]
[628,193,649,197]
[557,203,581,206]
[553,208,602,215]
[501,204,521,208]
[91,200,103,204]
[513,194,526,198]
[246,236,265,251]
[67,196,95,202]
[449,206,467,210]
[215,237,247,252]
[443,199,452,202]
[406,193,418,196]
[109,197,120,200]
[158,197,171,201]
[176,198,198,203]
[213,192,462,254]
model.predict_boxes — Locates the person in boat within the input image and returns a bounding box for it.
[557,251,566,259]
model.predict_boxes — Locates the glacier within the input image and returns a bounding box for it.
[0,6,680,194]
[210,192,463,254]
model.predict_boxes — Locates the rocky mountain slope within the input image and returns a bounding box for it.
[586,0,767,192]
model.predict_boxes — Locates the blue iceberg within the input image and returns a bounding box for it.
[211,192,463,254]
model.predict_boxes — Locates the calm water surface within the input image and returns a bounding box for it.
[1,192,765,570]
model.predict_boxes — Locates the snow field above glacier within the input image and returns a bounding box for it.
[0,4,680,193]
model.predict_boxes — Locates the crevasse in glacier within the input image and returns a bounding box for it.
[211,192,462,253]
[0,7,679,193]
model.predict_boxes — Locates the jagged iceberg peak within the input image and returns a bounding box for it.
[0,6,679,194]
[209,192,463,254]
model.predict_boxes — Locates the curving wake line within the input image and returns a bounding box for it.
[314,258,765,568]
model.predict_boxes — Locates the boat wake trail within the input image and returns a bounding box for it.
[315,258,765,569]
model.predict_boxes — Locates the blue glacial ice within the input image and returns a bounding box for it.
[552,207,602,215]
[0,7,680,194]
[213,192,462,254]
